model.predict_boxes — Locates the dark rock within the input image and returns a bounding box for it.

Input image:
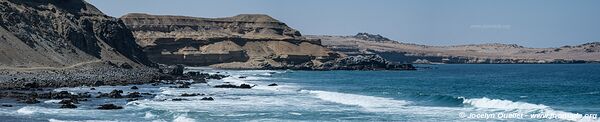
[90,88,96,90]
[52,91,73,99]
[93,81,105,86]
[59,99,79,104]
[120,63,133,69]
[130,86,139,90]
[200,97,214,101]
[23,97,40,104]
[186,71,200,76]
[172,98,188,101]
[181,93,203,97]
[238,76,247,79]
[97,90,123,98]
[125,92,142,98]
[214,84,252,89]
[1,105,13,107]
[319,55,416,70]
[97,104,123,110]
[24,82,39,88]
[77,93,92,98]
[268,83,278,86]
[239,84,252,89]
[127,98,139,102]
[208,74,229,80]
[170,65,185,76]
[214,84,238,88]
[60,103,77,109]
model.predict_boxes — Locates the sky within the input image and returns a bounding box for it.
[87,0,600,48]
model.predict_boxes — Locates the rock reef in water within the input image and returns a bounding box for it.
[121,13,412,70]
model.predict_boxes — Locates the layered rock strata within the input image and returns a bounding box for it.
[122,13,411,70]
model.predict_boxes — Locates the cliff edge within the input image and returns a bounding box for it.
[121,13,412,70]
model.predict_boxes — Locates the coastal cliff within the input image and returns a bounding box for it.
[311,33,600,64]
[121,13,413,70]
[0,0,159,88]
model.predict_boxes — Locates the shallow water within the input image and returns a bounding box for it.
[1,64,599,121]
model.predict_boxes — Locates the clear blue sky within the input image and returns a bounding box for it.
[88,0,600,48]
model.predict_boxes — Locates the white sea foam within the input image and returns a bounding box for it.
[173,114,196,122]
[44,99,63,104]
[462,97,549,109]
[288,112,302,115]
[307,90,410,112]
[463,97,598,122]
[144,112,157,119]
[16,106,37,115]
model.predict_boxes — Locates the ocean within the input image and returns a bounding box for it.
[1,64,599,122]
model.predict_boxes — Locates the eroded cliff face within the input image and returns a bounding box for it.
[0,0,153,67]
[121,13,340,69]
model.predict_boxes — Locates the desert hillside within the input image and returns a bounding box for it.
[0,0,158,88]
[309,33,600,64]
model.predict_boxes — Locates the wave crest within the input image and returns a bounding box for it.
[462,97,548,109]
[307,90,410,112]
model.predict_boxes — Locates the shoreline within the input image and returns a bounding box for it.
[0,66,597,122]
[0,68,229,110]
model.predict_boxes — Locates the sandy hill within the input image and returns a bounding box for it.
[310,33,600,64]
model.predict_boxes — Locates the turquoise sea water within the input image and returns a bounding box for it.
[1,64,599,121]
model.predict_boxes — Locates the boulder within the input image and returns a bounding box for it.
[172,98,188,101]
[200,97,214,101]
[181,93,203,97]
[214,84,237,88]
[125,92,143,98]
[214,84,253,89]
[23,97,40,104]
[97,104,123,110]
[239,84,253,89]
[170,65,185,76]
[96,90,123,98]
[59,99,79,104]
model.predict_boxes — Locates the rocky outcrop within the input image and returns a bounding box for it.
[353,33,395,43]
[121,14,414,70]
[318,55,415,70]
[312,33,600,64]
[0,0,159,88]
[120,13,343,69]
